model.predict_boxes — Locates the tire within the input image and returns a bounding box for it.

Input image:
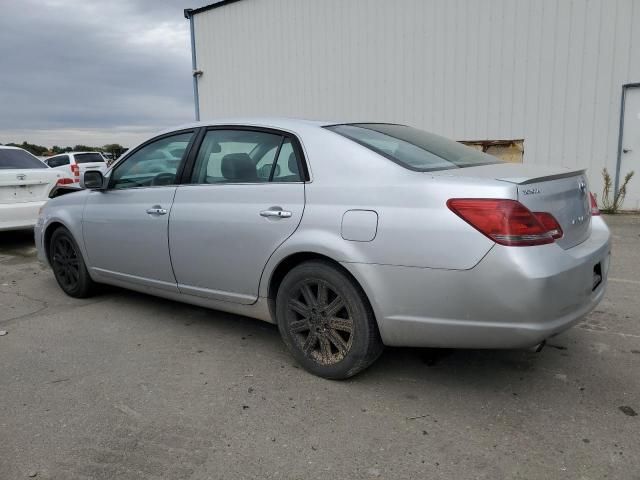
[276,260,383,379]
[49,227,96,298]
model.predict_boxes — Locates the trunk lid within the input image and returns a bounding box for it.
[435,164,592,249]
[0,169,61,204]
[510,169,590,249]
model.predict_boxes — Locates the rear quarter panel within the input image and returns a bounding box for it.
[259,127,515,296]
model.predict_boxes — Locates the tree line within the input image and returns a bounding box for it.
[0,140,127,158]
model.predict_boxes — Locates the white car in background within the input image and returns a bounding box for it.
[44,152,108,184]
[0,146,71,231]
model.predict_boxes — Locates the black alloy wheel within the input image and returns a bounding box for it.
[51,235,80,291]
[49,228,95,298]
[285,278,355,365]
[276,261,383,379]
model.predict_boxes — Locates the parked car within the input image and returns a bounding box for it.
[35,119,611,378]
[44,152,108,184]
[0,146,72,231]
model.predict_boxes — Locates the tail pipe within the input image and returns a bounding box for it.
[530,340,546,353]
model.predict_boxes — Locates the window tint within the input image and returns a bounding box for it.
[255,144,280,180]
[47,155,70,168]
[271,140,302,182]
[191,130,284,184]
[74,153,105,164]
[326,123,503,172]
[110,132,194,189]
[0,149,47,169]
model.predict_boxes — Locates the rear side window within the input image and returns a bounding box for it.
[326,123,503,172]
[74,153,105,164]
[0,149,47,169]
[191,129,301,184]
[47,155,70,168]
[272,140,301,182]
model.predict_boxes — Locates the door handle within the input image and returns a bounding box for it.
[622,148,632,154]
[146,207,168,215]
[260,208,292,219]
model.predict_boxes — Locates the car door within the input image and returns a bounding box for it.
[82,130,197,292]
[169,127,306,304]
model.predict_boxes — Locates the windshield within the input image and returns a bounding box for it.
[326,123,503,172]
[0,149,48,169]
[74,153,105,164]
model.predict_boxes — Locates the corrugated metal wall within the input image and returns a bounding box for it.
[193,0,639,195]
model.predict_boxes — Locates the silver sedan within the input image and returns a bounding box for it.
[35,119,611,378]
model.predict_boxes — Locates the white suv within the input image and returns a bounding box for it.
[44,152,108,184]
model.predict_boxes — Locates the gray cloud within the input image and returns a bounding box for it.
[0,0,200,147]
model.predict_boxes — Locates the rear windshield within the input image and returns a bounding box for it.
[74,153,105,164]
[326,123,503,172]
[0,149,48,169]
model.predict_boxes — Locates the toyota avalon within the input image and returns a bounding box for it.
[35,119,610,378]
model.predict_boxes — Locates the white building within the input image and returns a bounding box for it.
[185,0,640,209]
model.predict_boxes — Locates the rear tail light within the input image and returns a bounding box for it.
[71,163,80,182]
[589,192,600,216]
[56,177,74,185]
[447,199,558,247]
[533,212,563,239]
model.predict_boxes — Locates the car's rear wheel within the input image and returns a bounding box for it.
[49,227,96,298]
[276,261,383,379]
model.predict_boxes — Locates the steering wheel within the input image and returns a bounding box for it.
[151,172,176,186]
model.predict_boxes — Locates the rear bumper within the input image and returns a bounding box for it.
[344,217,611,349]
[0,201,45,232]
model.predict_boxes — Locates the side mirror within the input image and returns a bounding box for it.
[81,170,105,190]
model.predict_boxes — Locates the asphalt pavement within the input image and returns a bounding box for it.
[0,215,639,479]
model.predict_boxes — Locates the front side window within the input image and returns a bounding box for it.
[110,132,194,189]
[0,149,47,169]
[191,129,301,184]
[326,123,503,172]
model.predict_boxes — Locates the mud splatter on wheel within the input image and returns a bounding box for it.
[276,260,383,379]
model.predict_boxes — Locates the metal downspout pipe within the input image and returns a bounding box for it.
[184,8,201,121]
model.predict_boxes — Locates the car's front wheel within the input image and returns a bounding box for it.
[276,260,383,379]
[49,227,96,298]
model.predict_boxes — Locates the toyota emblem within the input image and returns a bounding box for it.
[578,180,587,194]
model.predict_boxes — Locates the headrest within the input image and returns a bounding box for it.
[221,153,257,181]
[288,152,299,175]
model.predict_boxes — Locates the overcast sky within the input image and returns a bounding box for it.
[0,0,200,148]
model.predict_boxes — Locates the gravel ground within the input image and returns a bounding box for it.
[0,214,638,480]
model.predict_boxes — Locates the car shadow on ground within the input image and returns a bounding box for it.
[0,228,36,253]
[1,228,570,388]
[108,285,566,391]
